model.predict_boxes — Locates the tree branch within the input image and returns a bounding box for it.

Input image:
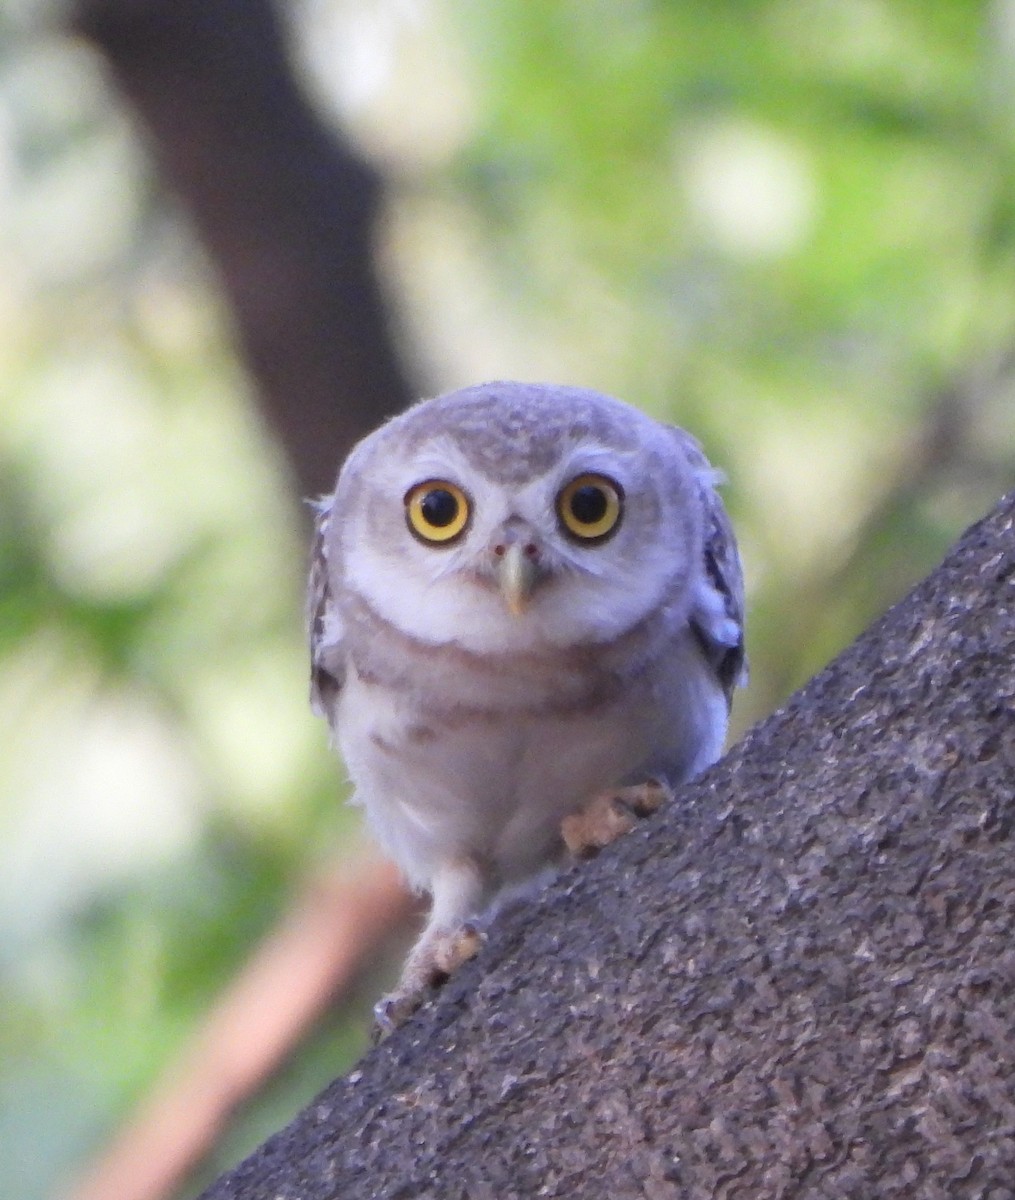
[71,0,415,497]
[200,490,1014,1198]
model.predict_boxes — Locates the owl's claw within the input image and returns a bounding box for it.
[561,778,671,858]
[371,992,417,1041]
[431,920,486,977]
[370,921,486,1041]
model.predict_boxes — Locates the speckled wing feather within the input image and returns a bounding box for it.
[307,497,344,717]
[669,427,747,706]
[698,487,747,702]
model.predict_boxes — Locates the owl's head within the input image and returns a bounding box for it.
[329,382,711,654]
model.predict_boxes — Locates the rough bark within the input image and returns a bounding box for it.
[199,494,1014,1198]
[71,0,415,497]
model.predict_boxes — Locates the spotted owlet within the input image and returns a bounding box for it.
[308,381,746,1028]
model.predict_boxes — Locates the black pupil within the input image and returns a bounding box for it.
[570,485,608,525]
[421,488,459,527]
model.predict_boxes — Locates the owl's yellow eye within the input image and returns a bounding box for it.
[557,473,624,542]
[404,480,471,544]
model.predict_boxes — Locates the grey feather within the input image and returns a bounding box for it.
[307,498,343,716]
[694,488,748,703]
[666,425,747,705]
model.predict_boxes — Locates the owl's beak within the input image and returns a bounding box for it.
[496,539,542,616]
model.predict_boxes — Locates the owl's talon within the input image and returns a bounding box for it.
[432,921,485,978]
[371,991,422,1042]
[370,921,486,1042]
[620,777,670,817]
[561,779,672,858]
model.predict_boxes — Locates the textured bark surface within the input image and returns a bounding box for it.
[72,0,414,497]
[199,493,1015,1198]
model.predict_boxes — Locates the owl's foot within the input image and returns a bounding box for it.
[430,920,486,977]
[372,921,485,1040]
[561,779,671,858]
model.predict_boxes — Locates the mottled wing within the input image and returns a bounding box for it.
[670,428,747,707]
[307,496,345,719]
[697,487,747,702]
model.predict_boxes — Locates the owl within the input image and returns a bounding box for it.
[308,381,746,1029]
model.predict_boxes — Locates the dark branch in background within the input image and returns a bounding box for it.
[71,0,415,497]
[60,9,420,1194]
[201,492,1014,1198]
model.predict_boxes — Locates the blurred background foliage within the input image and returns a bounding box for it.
[1,0,1014,1196]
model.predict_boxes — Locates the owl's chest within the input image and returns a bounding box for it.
[340,659,654,796]
[334,645,698,886]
